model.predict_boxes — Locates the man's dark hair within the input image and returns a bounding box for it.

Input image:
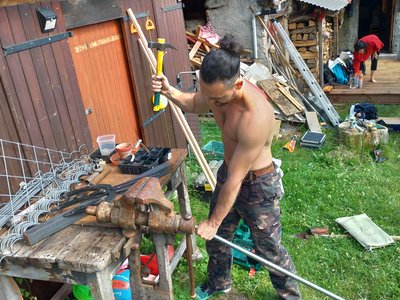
[354,40,368,52]
[200,34,243,84]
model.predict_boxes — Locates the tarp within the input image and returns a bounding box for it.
[336,213,395,251]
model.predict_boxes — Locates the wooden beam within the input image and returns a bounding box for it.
[276,83,304,111]
[49,284,72,300]
[0,276,23,300]
[0,0,42,6]
[189,41,202,59]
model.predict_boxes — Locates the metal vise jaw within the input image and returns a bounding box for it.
[86,177,195,237]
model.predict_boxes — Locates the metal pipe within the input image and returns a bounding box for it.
[213,234,345,300]
[186,233,196,298]
[252,13,259,59]
[183,213,196,298]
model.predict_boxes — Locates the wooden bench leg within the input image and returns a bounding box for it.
[177,165,202,260]
[89,269,115,300]
[0,275,23,300]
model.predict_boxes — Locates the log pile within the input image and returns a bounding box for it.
[288,16,319,79]
[322,19,334,63]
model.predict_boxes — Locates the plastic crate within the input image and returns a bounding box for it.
[118,147,170,175]
[202,141,224,159]
[232,221,262,271]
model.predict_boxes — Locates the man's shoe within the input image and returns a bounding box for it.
[195,282,231,300]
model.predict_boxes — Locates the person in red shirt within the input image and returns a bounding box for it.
[353,34,384,83]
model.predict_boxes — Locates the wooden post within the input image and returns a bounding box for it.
[318,16,324,87]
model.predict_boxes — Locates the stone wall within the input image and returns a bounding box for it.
[203,0,271,64]
[338,0,359,53]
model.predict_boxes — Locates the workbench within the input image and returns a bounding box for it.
[0,149,198,300]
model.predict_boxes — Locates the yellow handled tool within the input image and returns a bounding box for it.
[148,38,176,111]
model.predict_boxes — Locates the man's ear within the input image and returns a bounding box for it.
[235,78,244,90]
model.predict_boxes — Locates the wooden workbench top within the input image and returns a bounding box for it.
[0,148,188,274]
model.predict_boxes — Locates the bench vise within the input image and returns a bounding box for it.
[86,176,196,299]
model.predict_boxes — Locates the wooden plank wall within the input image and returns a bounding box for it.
[0,2,91,200]
[121,1,178,148]
[0,2,91,152]
[152,0,201,145]
[0,0,199,198]
[122,0,200,148]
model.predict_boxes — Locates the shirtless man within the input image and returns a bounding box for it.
[152,34,300,300]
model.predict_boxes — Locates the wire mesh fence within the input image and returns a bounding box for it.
[0,139,95,258]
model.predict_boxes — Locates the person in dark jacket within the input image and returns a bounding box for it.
[353,34,384,83]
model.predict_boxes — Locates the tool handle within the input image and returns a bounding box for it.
[153,38,165,110]
[154,92,161,108]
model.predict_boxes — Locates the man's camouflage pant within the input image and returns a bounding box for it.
[206,162,301,299]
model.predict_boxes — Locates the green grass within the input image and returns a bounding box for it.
[172,104,400,299]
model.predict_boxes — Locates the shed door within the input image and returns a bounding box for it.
[69,20,140,146]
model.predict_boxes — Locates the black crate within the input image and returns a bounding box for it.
[90,148,116,163]
[140,157,159,173]
[118,147,170,175]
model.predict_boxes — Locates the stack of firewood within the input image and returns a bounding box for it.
[288,16,318,78]
[322,19,334,62]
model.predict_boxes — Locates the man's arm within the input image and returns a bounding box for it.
[197,113,272,240]
[152,74,209,114]
[353,55,361,74]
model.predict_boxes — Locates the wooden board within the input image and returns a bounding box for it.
[379,117,400,125]
[61,0,123,29]
[305,111,322,133]
[257,79,302,116]
[275,83,304,110]
[56,225,123,273]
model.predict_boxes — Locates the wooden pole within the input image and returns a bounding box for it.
[127,8,216,189]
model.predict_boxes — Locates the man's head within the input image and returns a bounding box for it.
[199,34,244,106]
[354,40,368,54]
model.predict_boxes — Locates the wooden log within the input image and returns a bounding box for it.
[308,20,316,27]
[299,52,318,59]
[297,22,305,29]
[303,33,309,40]
[338,122,389,149]
[290,15,316,23]
[297,47,307,53]
[293,40,317,47]
[289,26,317,34]
[308,46,317,52]
[296,34,302,40]
[288,23,297,30]
[290,33,297,41]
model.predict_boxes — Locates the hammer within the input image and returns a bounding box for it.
[148,38,176,111]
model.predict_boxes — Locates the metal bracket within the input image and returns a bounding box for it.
[2,32,73,56]
[142,109,166,128]
[123,11,149,22]
[161,2,184,13]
